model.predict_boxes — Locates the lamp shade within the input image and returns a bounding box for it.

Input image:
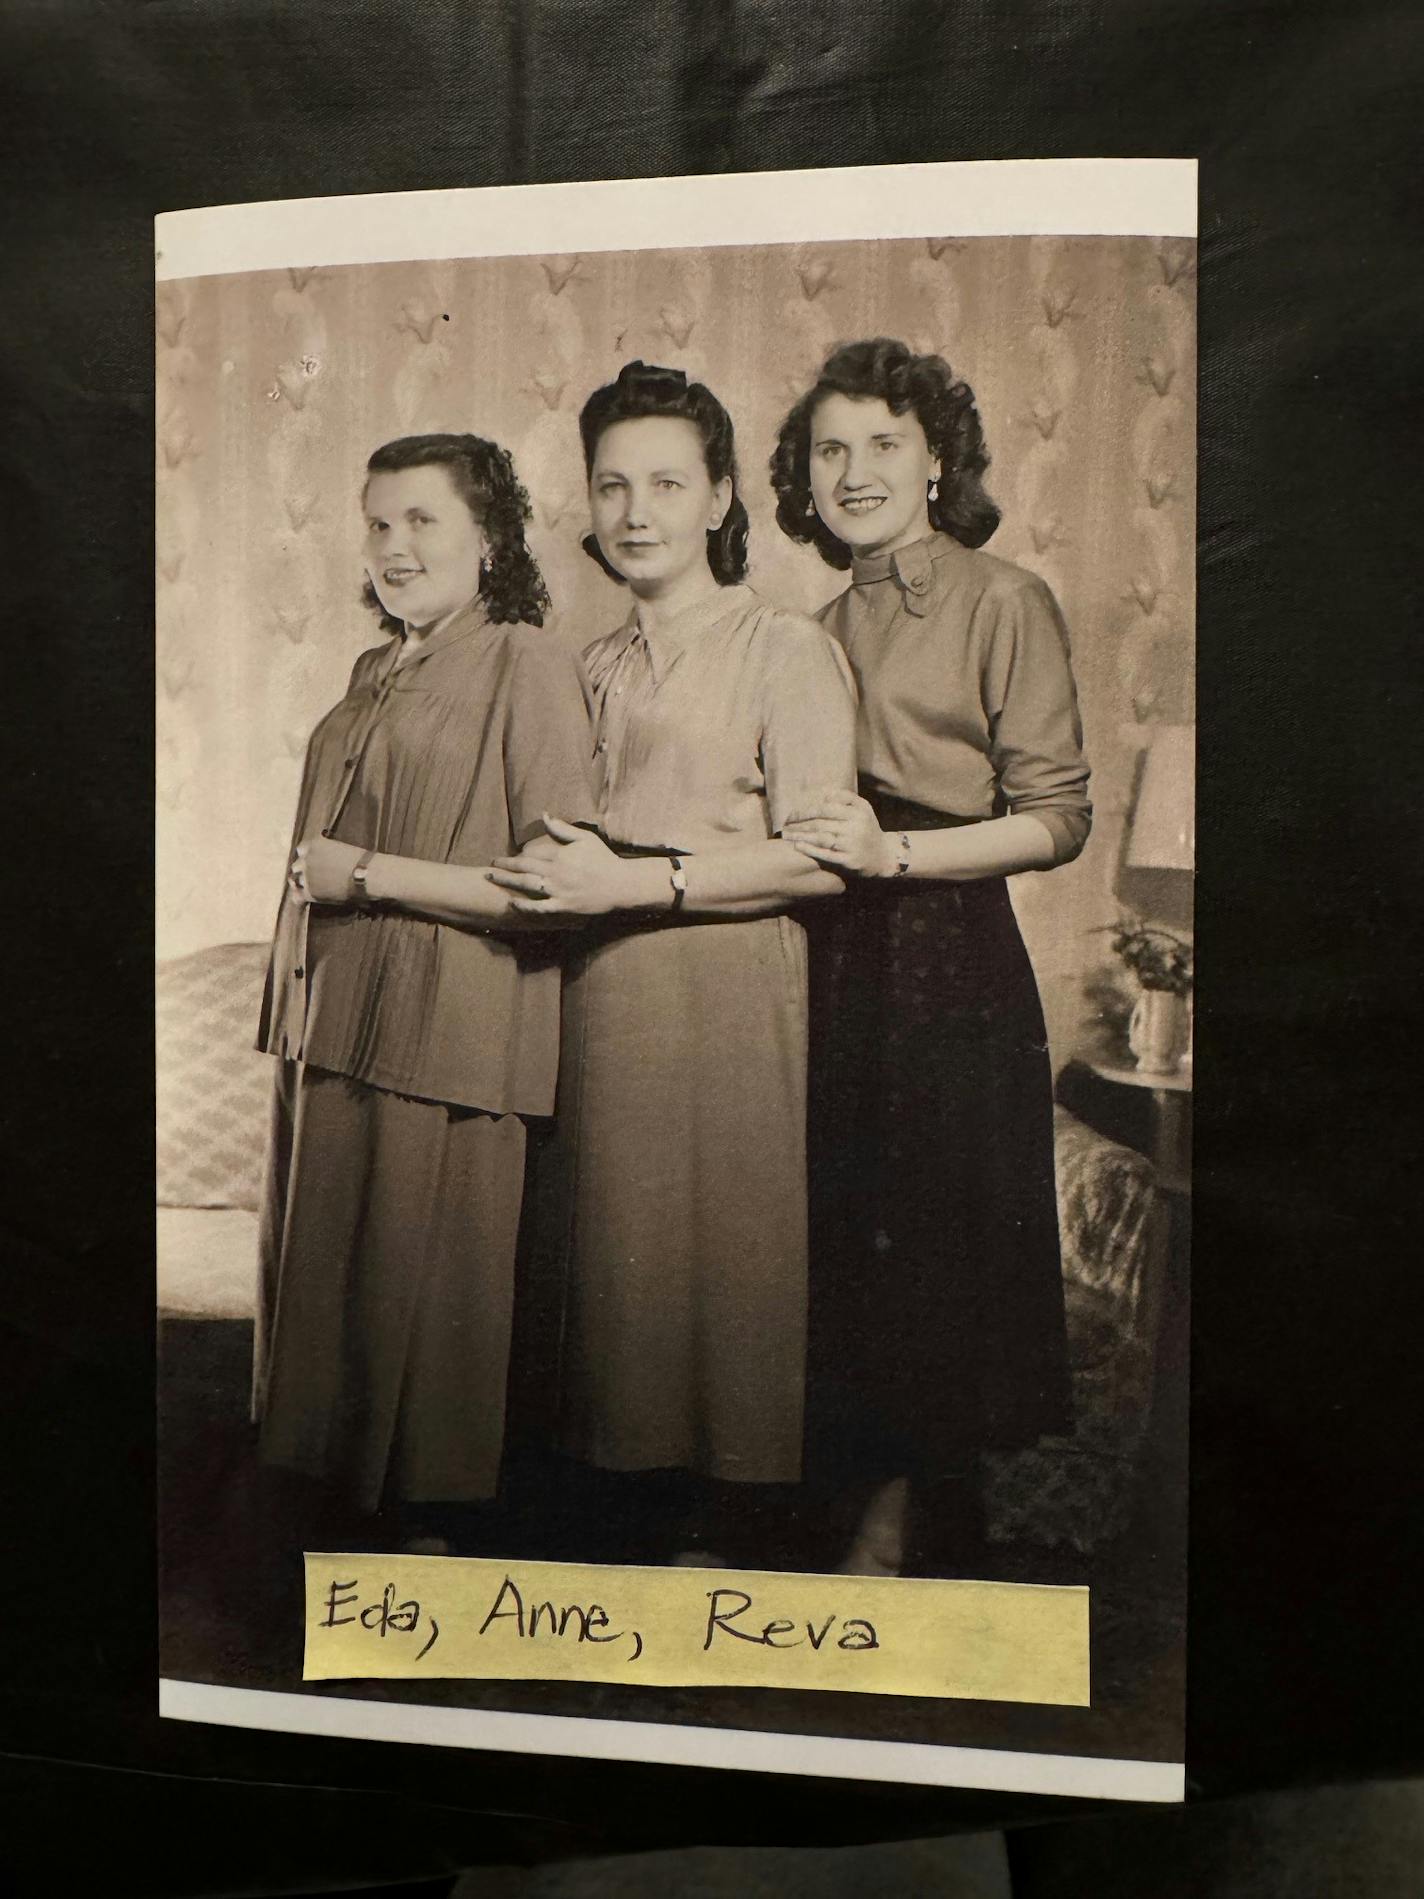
[1127,724,1195,870]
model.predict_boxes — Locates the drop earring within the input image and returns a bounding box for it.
[928,477,940,504]
[805,498,816,517]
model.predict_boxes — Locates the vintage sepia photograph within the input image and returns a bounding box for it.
[156,164,1194,1797]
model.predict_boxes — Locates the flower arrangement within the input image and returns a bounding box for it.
[1096,919,1194,997]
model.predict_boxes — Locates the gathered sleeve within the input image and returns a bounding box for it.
[979,575,1093,865]
[500,633,600,848]
[759,613,860,835]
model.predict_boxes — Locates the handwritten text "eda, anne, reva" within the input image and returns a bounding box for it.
[319,1574,881,1667]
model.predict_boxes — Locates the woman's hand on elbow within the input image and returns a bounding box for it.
[783,789,896,878]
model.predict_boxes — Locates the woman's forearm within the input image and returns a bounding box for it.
[896,813,1058,881]
[362,852,583,932]
[611,840,844,918]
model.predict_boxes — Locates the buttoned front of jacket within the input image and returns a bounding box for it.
[259,600,597,1115]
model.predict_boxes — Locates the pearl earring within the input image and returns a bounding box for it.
[805,498,816,517]
[928,477,940,504]
[480,553,493,574]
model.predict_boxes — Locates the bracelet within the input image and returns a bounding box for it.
[350,849,376,903]
[667,853,688,913]
[891,832,912,877]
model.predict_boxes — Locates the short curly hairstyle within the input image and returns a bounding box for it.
[769,337,1001,568]
[361,433,551,629]
[577,361,750,586]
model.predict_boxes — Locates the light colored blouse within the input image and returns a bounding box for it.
[259,599,598,1117]
[818,532,1092,865]
[584,584,858,853]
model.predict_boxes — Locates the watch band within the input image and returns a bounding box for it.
[351,849,376,901]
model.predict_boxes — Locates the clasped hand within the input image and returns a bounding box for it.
[489,815,628,915]
[783,788,896,877]
[289,834,365,905]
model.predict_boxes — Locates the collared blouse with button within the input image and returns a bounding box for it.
[818,530,1091,861]
[585,583,856,852]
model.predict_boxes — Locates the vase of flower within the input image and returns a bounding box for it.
[1129,986,1190,1074]
[1096,919,1194,1076]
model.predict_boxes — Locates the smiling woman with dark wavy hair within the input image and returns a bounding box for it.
[771,338,1092,1581]
[361,433,550,630]
[770,336,1000,566]
[253,430,595,1556]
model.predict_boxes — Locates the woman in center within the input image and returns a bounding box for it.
[491,361,857,1565]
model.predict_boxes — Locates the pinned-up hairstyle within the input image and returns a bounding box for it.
[770,337,1001,568]
[362,432,551,629]
[578,360,750,585]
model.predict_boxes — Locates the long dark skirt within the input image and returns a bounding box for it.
[805,796,1072,1483]
[253,1059,527,1513]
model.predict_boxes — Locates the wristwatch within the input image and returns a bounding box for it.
[351,849,376,902]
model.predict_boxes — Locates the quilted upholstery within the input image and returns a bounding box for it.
[984,1107,1164,1552]
[156,942,272,1210]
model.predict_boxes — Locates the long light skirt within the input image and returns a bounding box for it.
[552,915,810,1484]
[253,1060,526,1512]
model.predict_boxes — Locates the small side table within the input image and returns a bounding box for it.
[1075,1043,1192,1195]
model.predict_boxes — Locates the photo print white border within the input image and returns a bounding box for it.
[157,156,1195,1802]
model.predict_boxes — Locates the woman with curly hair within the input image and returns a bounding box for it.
[487,362,858,1565]
[770,339,1092,1578]
[255,433,597,1552]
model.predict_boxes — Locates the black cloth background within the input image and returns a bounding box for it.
[2,1,1421,1892]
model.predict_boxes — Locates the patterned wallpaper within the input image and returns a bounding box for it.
[156,235,1195,1065]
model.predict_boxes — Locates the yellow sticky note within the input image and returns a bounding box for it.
[304,1555,1089,1706]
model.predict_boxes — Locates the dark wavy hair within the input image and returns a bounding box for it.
[770,337,1001,569]
[361,433,551,629]
[577,361,750,586]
